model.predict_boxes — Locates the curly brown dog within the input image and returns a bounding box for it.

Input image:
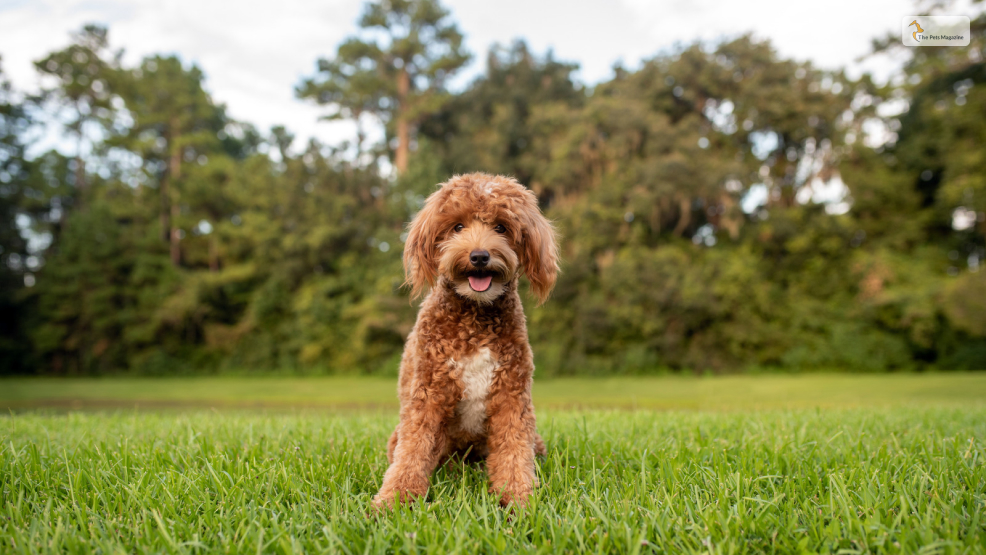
[372,173,558,510]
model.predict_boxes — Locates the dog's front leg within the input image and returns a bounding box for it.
[372,397,448,510]
[485,383,537,508]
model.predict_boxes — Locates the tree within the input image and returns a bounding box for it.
[14,17,986,375]
[34,24,119,206]
[298,0,470,174]
[848,11,986,367]
[116,56,226,266]
[418,40,584,188]
[0,59,35,372]
[296,57,381,164]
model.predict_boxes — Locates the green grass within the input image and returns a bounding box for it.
[2,407,986,553]
[2,375,985,552]
[4,372,986,411]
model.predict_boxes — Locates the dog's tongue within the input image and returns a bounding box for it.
[468,275,493,292]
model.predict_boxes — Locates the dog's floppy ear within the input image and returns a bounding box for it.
[518,191,559,305]
[403,189,445,299]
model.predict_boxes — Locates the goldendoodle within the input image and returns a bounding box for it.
[373,173,558,509]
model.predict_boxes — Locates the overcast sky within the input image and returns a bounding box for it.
[0,0,965,151]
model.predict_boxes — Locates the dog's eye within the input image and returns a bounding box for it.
[493,224,506,234]
[454,223,464,233]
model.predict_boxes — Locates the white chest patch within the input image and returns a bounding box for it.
[452,348,498,435]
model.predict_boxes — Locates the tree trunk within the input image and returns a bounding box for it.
[208,229,219,272]
[719,193,741,240]
[354,109,365,167]
[74,123,86,209]
[170,200,181,267]
[75,155,86,208]
[394,67,410,175]
[160,170,170,243]
[168,125,182,267]
[73,104,87,209]
[672,196,692,237]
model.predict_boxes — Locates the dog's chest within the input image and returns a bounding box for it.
[450,348,498,435]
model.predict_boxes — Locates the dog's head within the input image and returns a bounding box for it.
[404,173,558,305]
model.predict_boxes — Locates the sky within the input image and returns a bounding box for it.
[0,0,961,152]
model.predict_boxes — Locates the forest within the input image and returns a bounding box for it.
[1,0,984,376]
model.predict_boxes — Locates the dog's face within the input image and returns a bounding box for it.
[438,217,519,304]
[404,174,558,305]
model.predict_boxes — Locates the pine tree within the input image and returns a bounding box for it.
[115,56,226,266]
[298,0,470,174]
[0,59,35,373]
[10,8,986,375]
[34,24,119,207]
[418,40,584,188]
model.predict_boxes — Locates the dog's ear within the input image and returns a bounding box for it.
[518,192,559,305]
[403,189,445,299]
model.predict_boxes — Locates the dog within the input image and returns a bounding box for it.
[372,173,558,509]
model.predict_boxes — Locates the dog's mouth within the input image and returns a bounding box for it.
[466,271,494,292]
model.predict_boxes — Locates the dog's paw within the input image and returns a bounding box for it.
[491,483,532,509]
[371,492,397,512]
[498,492,530,509]
[373,474,429,511]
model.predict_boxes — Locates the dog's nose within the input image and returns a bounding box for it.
[469,250,490,267]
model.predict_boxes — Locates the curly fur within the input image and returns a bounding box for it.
[373,173,558,509]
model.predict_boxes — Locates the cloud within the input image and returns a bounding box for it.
[1,0,957,151]
[0,0,363,151]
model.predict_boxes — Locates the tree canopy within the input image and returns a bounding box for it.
[1,4,984,375]
[297,0,470,173]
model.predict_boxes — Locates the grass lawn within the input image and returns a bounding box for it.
[1,375,985,553]
[3,372,986,411]
[3,408,985,553]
